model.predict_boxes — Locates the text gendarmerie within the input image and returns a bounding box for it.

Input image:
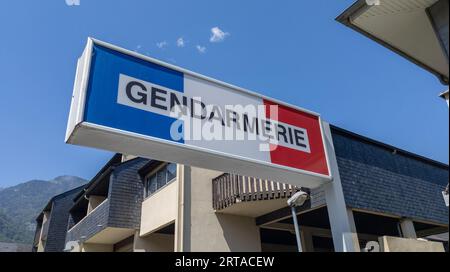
[124,79,310,150]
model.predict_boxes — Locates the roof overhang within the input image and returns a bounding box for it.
[73,153,122,201]
[337,0,449,85]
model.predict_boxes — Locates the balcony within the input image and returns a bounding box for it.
[212,173,300,217]
[65,158,148,250]
[66,199,110,244]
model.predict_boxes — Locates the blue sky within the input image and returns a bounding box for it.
[0,0,448,187]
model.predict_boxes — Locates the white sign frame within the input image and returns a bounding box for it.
[66,38,333,188]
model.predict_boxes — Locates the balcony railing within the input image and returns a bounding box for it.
[66,199,110,243]
[212,173,299,210]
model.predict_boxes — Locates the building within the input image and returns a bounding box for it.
[33,185,86,252]
[33,1,448,253]
[37,125,448,252]
[337,0,449,105]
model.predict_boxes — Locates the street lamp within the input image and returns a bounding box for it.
[287,190,309,252]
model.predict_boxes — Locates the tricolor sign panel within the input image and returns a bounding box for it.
[66,38,332,188]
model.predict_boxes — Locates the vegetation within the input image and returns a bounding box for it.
[0,176,86,244]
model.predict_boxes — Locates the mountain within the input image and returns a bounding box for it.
[0,176,87,244]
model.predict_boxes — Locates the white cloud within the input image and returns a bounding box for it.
[65,0,80,6]
[209,27,229,43]
[196,45,206,54]
[176,37,185,48]
[156,41,168,49]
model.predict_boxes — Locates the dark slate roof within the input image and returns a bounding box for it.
[42,188,86,252]
[330,125,449,225]
[330,125,448,170]
[137,160,161,178]
[36,184,87,222]
[73,153,123,201]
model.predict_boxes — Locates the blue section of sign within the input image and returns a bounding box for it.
[84,44,184,143]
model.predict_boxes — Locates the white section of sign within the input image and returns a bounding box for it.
[117,74,174,117]
[183,74,271,163]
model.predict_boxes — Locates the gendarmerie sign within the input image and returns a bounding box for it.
[66,38,332,187]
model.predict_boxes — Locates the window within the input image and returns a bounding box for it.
[144,163,177,198]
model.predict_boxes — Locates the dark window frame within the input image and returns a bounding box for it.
[143,163,177,199]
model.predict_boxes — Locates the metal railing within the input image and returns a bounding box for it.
[212,173,299,210]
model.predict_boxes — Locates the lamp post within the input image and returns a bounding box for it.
[287,190,309,252]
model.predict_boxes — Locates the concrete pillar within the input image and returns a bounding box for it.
[322,121,361,252]
[177,165,261,252]
[174,164,189,252]
[399,219,417,239]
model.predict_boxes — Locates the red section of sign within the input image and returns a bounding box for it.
[264,99,329,176]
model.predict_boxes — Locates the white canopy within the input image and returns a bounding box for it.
[337,0,449,84]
